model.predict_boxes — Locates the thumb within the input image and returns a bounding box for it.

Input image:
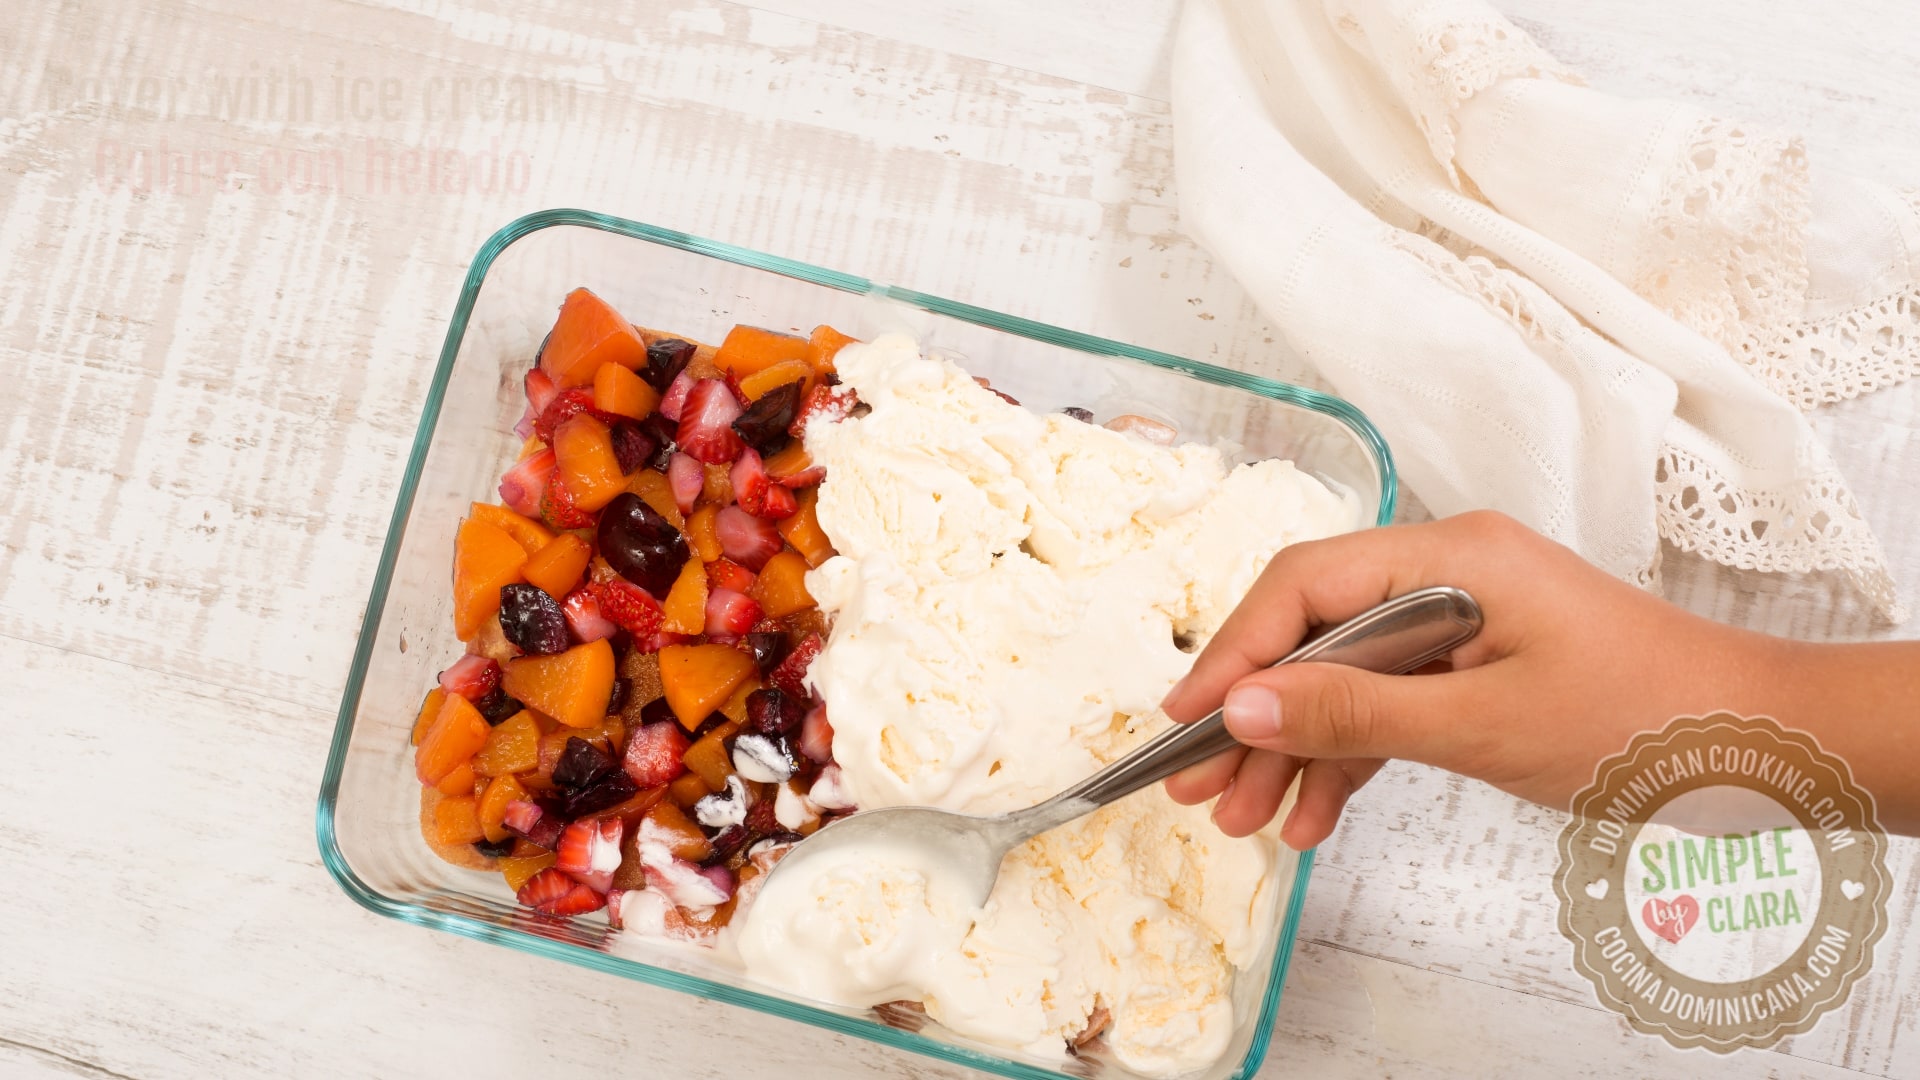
[1220,662,1482,769]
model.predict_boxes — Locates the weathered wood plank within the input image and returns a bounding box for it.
[3,0,1918,1077]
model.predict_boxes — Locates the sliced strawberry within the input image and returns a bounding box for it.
[561,587,618,643]
[789,382,858,439]
[604,888,628,930]
[438,654,500,702]
[667,452,703,515]
[676,379,747,465]
[759,484,798,521]
[714,506,782,571]
[525,368,559,414]
[570,867,615,893]
[729,448,772,516]
[707,557,758,593]
[540,474,597,529]
[623,721,689,788]
[769,632,823,700]
[502,799,564,849]
[593,580,664,638]
[704,588,763,641]
[797,704,834,764]
[516,371,556,437]
[774,464,826,489]
[555,817,624,893]
[659,371,695,423]
[516,866,606,916]
[499,448,557,519]
[534,388,622,442]
[533,388,592,442]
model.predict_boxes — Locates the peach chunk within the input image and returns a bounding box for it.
[502,639,616,729]
[541,288,647,389]
[777,489,836,568]
[452,518,528,640]
[552,414,626,512]
[521,532,592,599]
[473,711,541,777]
[749,551,815,618]
[661,559,709,636]
[415,692,490,787]
[658,643,756,730]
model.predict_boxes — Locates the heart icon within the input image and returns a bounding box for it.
[1842,879,1865,900]
[1641,895,1700,945]
[1585,878,1609,900]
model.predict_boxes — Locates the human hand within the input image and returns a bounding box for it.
[1160,512,1789,849]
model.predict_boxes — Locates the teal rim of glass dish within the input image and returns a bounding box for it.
[317,208,1396,1080]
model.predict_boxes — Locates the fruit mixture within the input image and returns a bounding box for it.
[411,287,861,937]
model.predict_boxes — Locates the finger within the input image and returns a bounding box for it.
[1165,745,1247,805]
[1160,512,1521,724]
[1221,661,1489,771]
[1280,758,1384,850]
[1210,749,1303,837]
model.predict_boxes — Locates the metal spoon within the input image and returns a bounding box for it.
[756,586,1483,910]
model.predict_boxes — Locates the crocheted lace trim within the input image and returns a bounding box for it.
[1730,185,1920,408]
[1325,0,1583,181]
[1387,230,1905,620]
[1654,444,1905,622]
[1740,282,1920,409]
[1634,116,1810,358]
[1629,118,1920,409]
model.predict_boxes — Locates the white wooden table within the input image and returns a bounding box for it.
[4,1,1917,1077]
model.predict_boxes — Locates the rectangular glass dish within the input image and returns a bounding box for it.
[318,209,1397,1080]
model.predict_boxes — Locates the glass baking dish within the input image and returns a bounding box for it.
[318,209,1397,1080]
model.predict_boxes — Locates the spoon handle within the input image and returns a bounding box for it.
[1025,586,1482,828]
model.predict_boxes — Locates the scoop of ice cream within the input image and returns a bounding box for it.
[804,546,1189,810]
[737,334,1354,1077]
[806,336,1038,578]
[733,834,978,1007]
[803,334,1360,812]
[734,791,1285,1072]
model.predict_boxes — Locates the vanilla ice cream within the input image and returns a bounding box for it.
[734,335,1360,1076]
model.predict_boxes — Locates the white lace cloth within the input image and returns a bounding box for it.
[1174,0,1920,620]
